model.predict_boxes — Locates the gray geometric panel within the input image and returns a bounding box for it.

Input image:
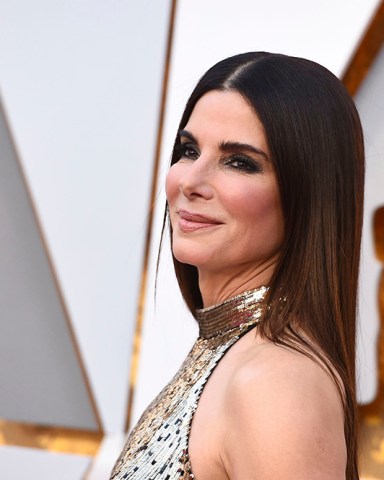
[0,97,99,430]
[0,446,91,480]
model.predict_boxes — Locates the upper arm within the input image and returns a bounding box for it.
[222,349,346,480]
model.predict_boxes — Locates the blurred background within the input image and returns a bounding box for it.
[0,0,383,478]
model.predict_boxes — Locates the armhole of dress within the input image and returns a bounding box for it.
[184,323,258,478]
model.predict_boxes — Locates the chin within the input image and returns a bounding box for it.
[172,244,212,269]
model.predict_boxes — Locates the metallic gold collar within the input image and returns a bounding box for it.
[196,285,268,339]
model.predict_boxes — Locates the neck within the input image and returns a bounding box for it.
[198,261,276,307]
[196,285,268,338]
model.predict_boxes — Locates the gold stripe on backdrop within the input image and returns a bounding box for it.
[342,0,384,96]
[0,419,102,456]
[124,0,178,433]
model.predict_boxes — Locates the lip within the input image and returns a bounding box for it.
[177,209,223,232]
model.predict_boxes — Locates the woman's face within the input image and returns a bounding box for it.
[166,90,284,283]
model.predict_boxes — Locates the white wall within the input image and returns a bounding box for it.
[1,0,171,434]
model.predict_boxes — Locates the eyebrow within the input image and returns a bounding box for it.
[178,129,269,161]
[178,129,198,144]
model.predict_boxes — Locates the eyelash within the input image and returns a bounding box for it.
[175,143,263,174]
[175,143,199,160]
[224,155,263,173]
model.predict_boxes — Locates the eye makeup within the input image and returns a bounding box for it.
[174,128,268,174]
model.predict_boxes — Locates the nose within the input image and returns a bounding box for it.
[178,157,214,200]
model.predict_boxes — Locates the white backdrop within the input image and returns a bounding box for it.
[0,0,171,435]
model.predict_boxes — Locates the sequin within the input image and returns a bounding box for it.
[110,286,267,479]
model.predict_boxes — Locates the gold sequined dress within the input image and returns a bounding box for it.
[110,286,267,480]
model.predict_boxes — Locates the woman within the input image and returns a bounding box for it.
[111,52,364,479]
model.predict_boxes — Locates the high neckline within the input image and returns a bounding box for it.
[196,285,268,339]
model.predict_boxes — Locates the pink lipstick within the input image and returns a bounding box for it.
[177,209,222,233]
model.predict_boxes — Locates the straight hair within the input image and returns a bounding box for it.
[165,52,364,479]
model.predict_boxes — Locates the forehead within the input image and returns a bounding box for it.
[184,90,267,147]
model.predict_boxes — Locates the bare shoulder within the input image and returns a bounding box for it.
[222,339,346,480]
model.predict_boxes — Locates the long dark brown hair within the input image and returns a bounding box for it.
[166,52,364,478]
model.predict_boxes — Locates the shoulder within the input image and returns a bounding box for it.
[221,340,346,479]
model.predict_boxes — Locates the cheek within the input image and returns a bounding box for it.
[165,165,180,204]
[226,182,283,237]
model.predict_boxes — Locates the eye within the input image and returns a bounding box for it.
[225,154,263,173]
[174,142,200,161]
